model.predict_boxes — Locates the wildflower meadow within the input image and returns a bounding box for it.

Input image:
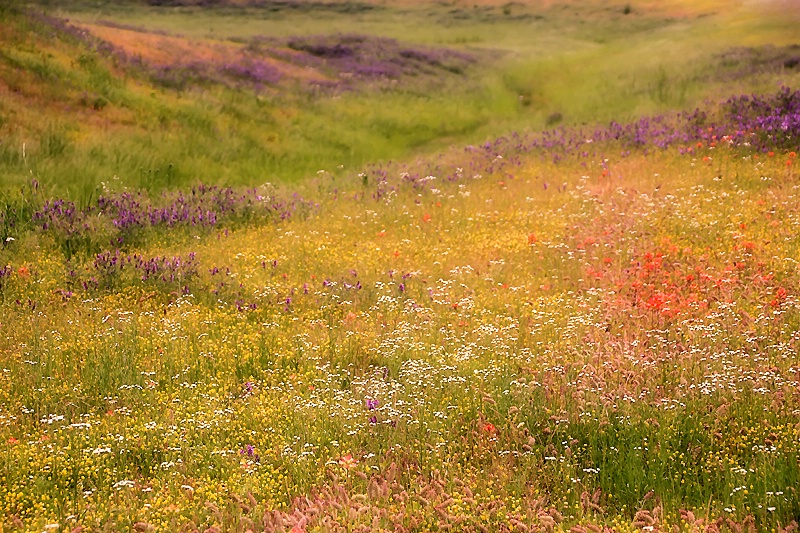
[2,0,800,532]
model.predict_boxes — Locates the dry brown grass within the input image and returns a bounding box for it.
[78,22,333,84]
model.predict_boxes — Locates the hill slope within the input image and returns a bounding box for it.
[1,0,799,198]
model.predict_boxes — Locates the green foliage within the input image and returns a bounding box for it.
[0,0,795,200]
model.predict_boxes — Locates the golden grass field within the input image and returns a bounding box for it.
[1,0,800,531]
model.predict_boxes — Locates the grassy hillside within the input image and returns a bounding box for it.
[1,0,798,199]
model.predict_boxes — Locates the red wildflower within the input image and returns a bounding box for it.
[338,454,357,470]
[644,292,668,310]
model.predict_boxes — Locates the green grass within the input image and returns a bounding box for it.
[0,0,795,200]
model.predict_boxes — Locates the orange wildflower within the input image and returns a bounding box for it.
[338,454,357,470]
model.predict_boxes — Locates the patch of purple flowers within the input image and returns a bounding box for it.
[90,249,199,289]
[31,184,316,254]
[240,444,259,463]
[0,265,12,290]
[284,34,474,85]
[356,86,800,201]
